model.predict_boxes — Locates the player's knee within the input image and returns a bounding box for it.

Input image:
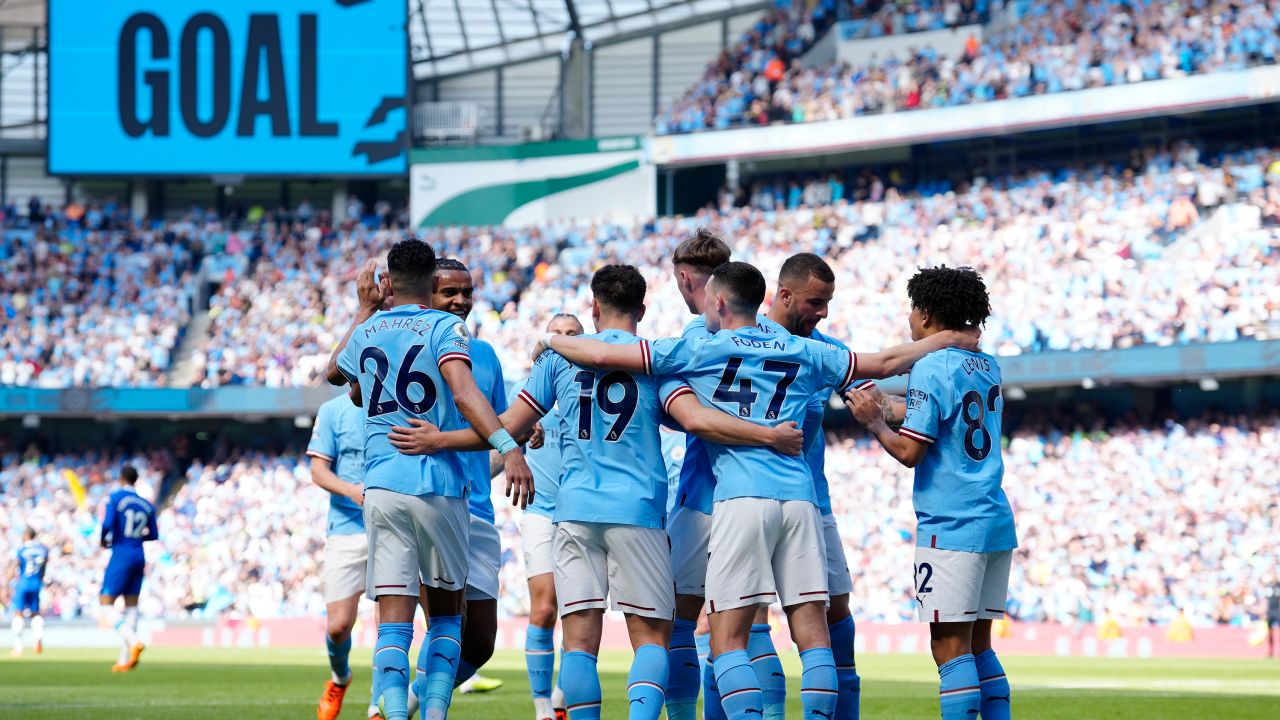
[530,601,558,629]
[826,595,851,624]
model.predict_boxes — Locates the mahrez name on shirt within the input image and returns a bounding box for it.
[362,316,433,339]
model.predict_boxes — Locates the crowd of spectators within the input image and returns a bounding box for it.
[656,0,1280,134]
[4,139,1278,388]
[3,410,1276,629]
[0,199,201,387]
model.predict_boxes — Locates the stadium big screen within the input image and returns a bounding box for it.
[47,0,407,176]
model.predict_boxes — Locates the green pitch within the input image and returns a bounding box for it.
[2,647,1277,719]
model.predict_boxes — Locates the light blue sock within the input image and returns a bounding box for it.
[369,641,382,712]
[829,616,861,719]
[453,658,479,688]
[422,615,463,716]
[749,624,785,720]
[702,642,727,720]
[411,640,428,708]
[666,619,699,720]
[799,647,838,719]
[560,650,602,720]
[628,644,668,720]
[326,634,353,682]
[974,649,1011,720]
[938,654,981,720]
[373,622,414,720]
[712,649,762,720]
[526,625,556,699]
[694,630,711,676]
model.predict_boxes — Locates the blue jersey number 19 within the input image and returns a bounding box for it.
[573,370,638,441]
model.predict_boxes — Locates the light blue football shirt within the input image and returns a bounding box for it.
[524,404,565,519]
[462,338,508,524]
[755,318,873,515]
[900,348,1018,553]
[337,304,470,498]
[672,317,718,514]
[306,394,368,535]
[646,325,856,504]
[518,329,687,529]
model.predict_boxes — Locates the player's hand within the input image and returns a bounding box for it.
[949,327,982,352]
[768,421,805,456]
[387,418,443,454]
[842,386,885,427]
[356,259,387,314]
[348,483,366,507]
[502,451,535,509]
[528,422,546,450]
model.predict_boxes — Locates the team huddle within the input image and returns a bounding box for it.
[11,230,1016,720]
[298,228,1018,720]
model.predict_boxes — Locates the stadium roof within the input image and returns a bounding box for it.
[1,0,765,77]
[411,0,765,76]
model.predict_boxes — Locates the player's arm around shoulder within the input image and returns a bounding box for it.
[663,380,805,456]
[851,328,980,380]
[543,333,649,372]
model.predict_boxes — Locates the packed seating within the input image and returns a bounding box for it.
[3,411,1276,628]
[656,0,1280,134]
[0,201,201,387]
[4,141,1278,389]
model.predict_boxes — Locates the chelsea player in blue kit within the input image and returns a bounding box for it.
[520,314,583,720]
[845,267,1017,720]
[10,528,49,656]
[99,465,158,672]
[398,265,803,720]
[309,387,382,720]
[326,242,534,720]
[544,262,974,720]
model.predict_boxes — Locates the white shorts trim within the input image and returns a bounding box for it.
[522,513,555,578]
[553,521,675,620]
[668,506,710,596]
[706,498,828,613]
[323,532,369,604]
[364,489,470,599]
[822,514,853,597]
[465,517,502,601]
[913,547,1012,623]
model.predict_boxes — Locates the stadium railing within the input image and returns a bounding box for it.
[649,65,1280,166]
[4,339,1276,417]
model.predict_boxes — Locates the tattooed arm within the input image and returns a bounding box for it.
[849,384,906,429]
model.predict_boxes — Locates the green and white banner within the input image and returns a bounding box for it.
[410,136,654,228]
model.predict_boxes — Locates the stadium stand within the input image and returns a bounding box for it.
[5,138,1276,388]
[3,410,1276,628]
[656,0,1280,134]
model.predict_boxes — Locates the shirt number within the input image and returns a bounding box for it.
[713,357,800,418]
[961,385,1002,461]
[123,509,149,539]
[360,345,438,418]
[573,370,639,441]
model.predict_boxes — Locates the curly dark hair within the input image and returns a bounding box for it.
[906,266,991,330]
[434,257,468,274]
[387,239,437,295]
[591,264,647,315]
[901,265,988,330]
